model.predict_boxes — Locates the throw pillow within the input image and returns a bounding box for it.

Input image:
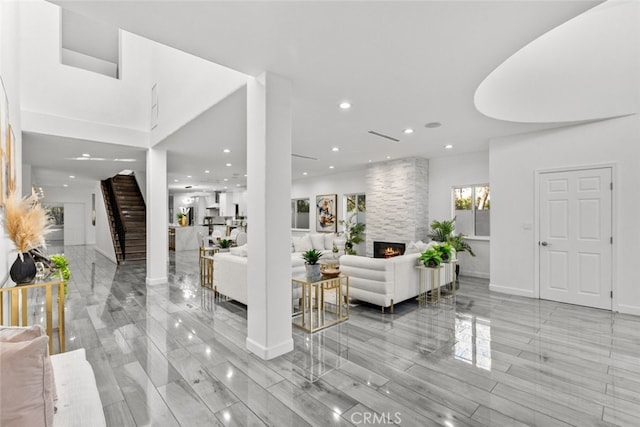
[0,333,54,427]
[323,233,337,250]
[310,234,325,251]
[230,244,248,257]
[293,234,313,252]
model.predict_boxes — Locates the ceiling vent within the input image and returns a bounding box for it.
[291,154,318,160]
[368,131,400,142]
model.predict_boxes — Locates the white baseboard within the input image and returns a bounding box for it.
[489,283,535,298]
[461,270,490,279]
[146,276,167,285]
[246,337,294,360]
[95,247,117,264]
[616,304,640,316]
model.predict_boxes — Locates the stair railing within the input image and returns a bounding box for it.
[104,178,127,260]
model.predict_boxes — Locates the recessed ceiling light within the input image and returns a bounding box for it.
[403,128,414,134]
[174,179,179,182]
[69,175,75,179]
[425,122,442,128]
[444,144,454,149]
[244,174,247,177]
[81,153,90,157]
[187,175,192,178]
[236,184,240,187]
[223,178,229,182]
[223,149,231,153]
[329,165,335,169]
[368,159,372,162]
[387,156,391,159]
[331,147,339,152]
[226,163,232,167]
[303,172,308,176]
[63,184,68,187]
[204,170,210,174]
[339,101,351,109]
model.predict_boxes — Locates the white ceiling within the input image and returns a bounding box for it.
[28,0,602,194]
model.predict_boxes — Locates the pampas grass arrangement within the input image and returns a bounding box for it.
[4,191,51,259]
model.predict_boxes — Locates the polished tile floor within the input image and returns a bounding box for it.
[56,245,639,426]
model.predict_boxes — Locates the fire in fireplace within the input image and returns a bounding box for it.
[373,241,406,258]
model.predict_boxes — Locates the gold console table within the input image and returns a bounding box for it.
[292,274,349,333]
[0,276,65,354]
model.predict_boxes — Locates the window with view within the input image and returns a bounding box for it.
[345,193,366,224]
[291,198,310,229]
[453,185,490,237]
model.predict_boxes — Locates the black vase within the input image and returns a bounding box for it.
[10,252,37,285]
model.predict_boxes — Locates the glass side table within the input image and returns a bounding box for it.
[292,274,349,333]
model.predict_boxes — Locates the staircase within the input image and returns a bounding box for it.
[100,173,146,263]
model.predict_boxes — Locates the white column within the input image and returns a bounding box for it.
[146,147,168,285]
[246,72,293,359]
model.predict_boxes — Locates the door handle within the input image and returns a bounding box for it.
[540,241,551,246]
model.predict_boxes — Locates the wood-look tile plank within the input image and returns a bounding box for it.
[215,401,266,427]
[157,379,217,425]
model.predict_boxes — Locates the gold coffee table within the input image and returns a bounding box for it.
[292,274,349,333]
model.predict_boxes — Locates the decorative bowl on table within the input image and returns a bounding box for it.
[321,268,340,278]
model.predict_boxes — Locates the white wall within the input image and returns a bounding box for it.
[1,0,22,280]
[43,186,97,245]
[490,114,640,315]
[291,169,366,233]
[429,151,490,278]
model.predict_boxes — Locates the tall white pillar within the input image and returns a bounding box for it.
[246,72,293,359]
[146,147,168,285]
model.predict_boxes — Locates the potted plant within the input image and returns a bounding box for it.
[49,254,71,296]
[4,191,51,284]
[218,238,232,252]
[434,242,452,262]
[428,217,475,278]
[176,212,187,226]
[339,213,366,255]
[302,249,323,278]
[418,247,443,268]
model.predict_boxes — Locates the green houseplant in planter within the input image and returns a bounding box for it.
[428,217,475,278]
[418,247,443,268]
[434,242,452,262]
[339,213,366,255]
[49,254,71,296]
[302,249,323,278]
[218,239,232,252]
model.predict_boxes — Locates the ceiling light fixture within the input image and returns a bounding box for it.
[174,179,179,182]
[339,101,351,109]
[303,172,308,176]
[329,165,335,169]
[332,147,339,152]
[387,156,391,159]
[63,184,68,187]
[81,153,90,157]
[403,128,414,134]
[205,170,210,174]
[223,178,229,182]
[223,149,231,153]
[425,122,442,128]
[444,144,454,149]
[226,163,232,167]
[69,175,75,179]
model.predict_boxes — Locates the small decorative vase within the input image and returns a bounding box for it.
[10,252,37,285]
[180,216,188,226]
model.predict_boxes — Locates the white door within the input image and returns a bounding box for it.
[539,168,612,310]
[63,203,85,245]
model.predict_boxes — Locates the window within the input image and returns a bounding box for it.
[291,198,310,229]
[344,193,366,224]
[453,185,490,236]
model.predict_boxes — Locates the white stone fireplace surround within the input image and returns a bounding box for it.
[365,157,429,257]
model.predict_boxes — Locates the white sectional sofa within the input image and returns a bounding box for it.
[339,241,456,312]
[213,233,344,305]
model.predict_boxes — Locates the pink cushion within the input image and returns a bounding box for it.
[0,326,56,427]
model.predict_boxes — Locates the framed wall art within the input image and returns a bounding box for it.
[316,194,337,232]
